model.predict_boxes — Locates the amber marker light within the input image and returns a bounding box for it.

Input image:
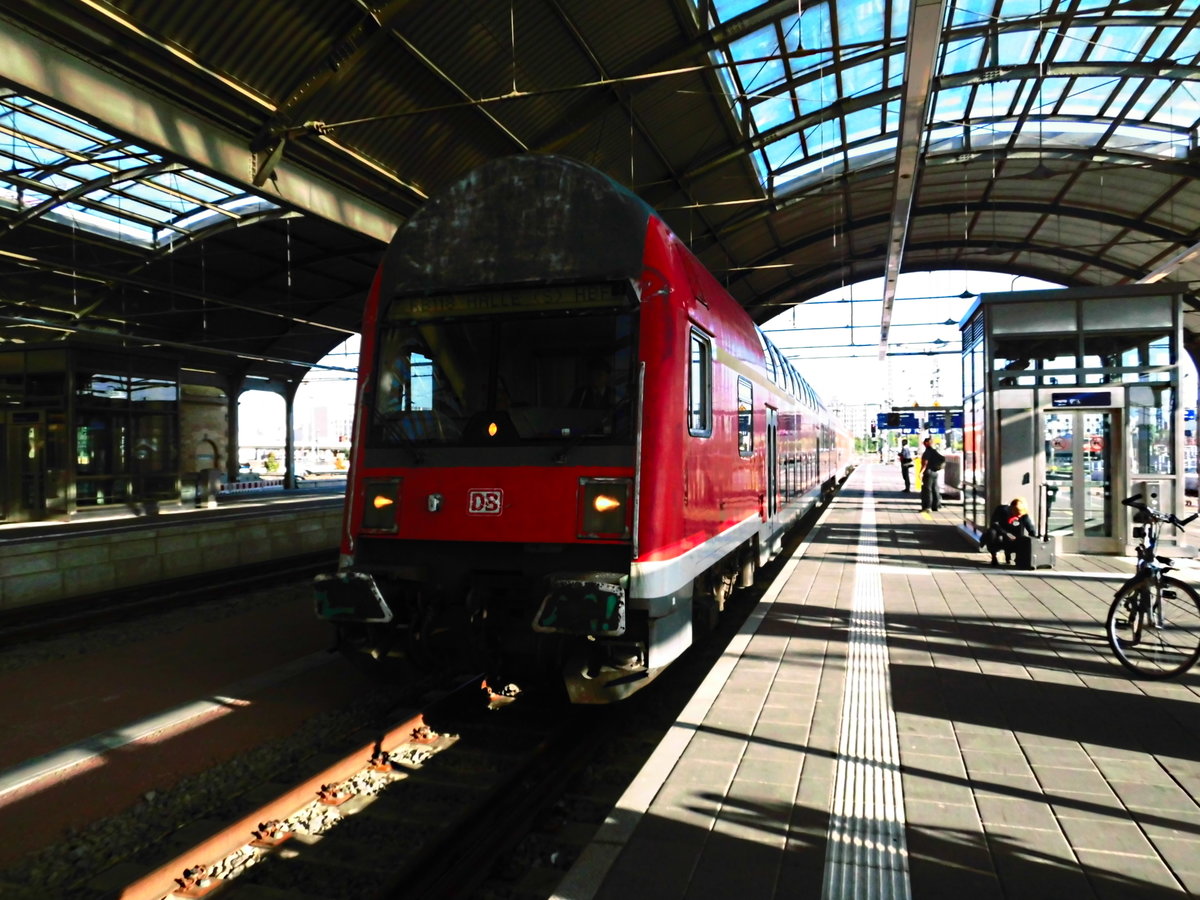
[488,421,498,437]
[593,494,621,512]
[361,480,400,532]
[578,478,632,540]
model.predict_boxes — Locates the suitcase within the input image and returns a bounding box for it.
[1015,536,1055,570]
[1015,483,1058,570]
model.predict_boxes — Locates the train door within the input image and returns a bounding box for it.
[1042,407,1120,554]
[766,407,778,517]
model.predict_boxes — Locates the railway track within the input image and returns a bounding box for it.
[4,494,834,900]
[106,677,588,900]
[102,516,820,900]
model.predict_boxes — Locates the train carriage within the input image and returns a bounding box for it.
[315,154,852,703]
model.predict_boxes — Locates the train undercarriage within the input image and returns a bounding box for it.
[315,538,761,703]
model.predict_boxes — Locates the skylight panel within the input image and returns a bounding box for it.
[844,106,884,143]
[1169,23,1200,62]
[763,134,803,171]
[710,0,765,22]
[1034,78,1068,110]
[837,0,887,48]
[751,94,797,133]
[1088,26,1152,62]
[60,162,115,183]
[951,0,996,28]
[890,0,911,39]
[1146,27,1181,60]
[801,71,840,114]
[0,185,51,210]
[14,100,111,150]
[996,28,1039,65]
[969,84,1017,119]
[1151,83,1200,126]
[713,51,742,116]
[158,171,236,205]
[774,154,842,191]
[121,180,203,213]
[8,140,68,170]
[1123,79,1172,119]
[968,119,1017,148]
[1106,79,1144,116]
[1,91,282,250]
[7,111,90,157]
[93,191,178,224]
[1051,27,1097,63]
[48,202,155,245]
[730,26,786,92]
[842,60,884,98]
[998,0,1045,20]
[805,118,841,156]
[1057,76,1121,116]
[846,135,897,164]
[797,1,833,71]
[934,85,971,123]
[942,37,985,75]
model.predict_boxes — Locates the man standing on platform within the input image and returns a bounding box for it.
[919,437,945,512]
[897,438,914,492]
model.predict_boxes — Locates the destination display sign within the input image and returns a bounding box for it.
[388,283,627,321]
[1051,391,1112,407]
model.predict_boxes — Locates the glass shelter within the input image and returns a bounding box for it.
[0,342,179,522]
[960,286,1186,555]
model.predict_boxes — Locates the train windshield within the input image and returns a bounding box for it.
[368,300,637,448]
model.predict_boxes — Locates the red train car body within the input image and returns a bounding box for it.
[315,155,853,702]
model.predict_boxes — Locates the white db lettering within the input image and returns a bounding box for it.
[468,489,503,515]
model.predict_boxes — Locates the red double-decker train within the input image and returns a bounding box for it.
[315,154,853,703]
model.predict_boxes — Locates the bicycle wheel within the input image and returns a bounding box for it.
[1106,576,1200,679]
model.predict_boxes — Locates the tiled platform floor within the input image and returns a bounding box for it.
[554,462,1200,900]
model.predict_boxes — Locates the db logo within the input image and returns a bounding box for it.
[467,489,504,515]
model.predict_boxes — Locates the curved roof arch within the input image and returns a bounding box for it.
[1,0,1199,373]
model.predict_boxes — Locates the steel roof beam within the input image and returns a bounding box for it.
[1138,239,1200,284]
[2,160,187,235]
[0,18,402,245]
[879,0,949,358]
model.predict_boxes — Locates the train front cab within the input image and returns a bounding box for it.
[315,154,850,704]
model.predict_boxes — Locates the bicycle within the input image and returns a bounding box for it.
[1105,493,1200,679]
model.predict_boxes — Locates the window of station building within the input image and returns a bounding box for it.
[992,340,1037,387]
[1031,334,1079,386]
[73,353,179,506]
[737,376,753,456]
[1128,384,1175,476]
[1082,330,1172,384]
[688,329,713,436]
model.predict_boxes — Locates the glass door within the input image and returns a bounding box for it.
[1043,408,1120,553]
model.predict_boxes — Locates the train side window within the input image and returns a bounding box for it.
[737,376,753,455]
[688,329,712,436]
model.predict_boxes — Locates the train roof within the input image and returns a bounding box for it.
[385,154,658,296]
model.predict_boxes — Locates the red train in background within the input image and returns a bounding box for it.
[315,154,853,703]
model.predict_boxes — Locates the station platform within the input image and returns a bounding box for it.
[556,462,1200,900]
[0,480,346,616]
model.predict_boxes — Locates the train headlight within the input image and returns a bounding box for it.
[361,479,400,532]
[578,478,632,540]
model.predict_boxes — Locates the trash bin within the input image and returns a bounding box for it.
[942,453,962,500]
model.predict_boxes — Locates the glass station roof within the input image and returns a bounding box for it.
[701,0,1200,198]
[0,92,278,249]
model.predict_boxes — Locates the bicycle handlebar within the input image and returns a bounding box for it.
[1121,493,1198,529]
